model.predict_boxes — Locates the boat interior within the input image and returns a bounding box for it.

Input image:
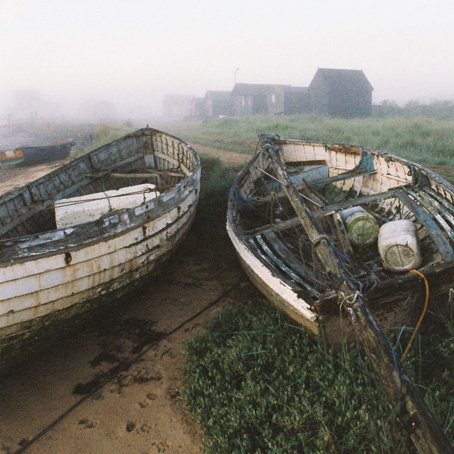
[0,130,198,241]
[233,140,454,304]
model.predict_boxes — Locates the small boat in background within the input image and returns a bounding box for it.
[0,127,200,372]
[227,134,454,453]
[0,138,76,166]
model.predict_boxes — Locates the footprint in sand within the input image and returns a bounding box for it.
[140,423,153,433]
[148,441,172,453]
[137,391,160,408]
[126,420,141,433]
[78,418,98,429]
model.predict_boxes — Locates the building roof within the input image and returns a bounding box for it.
[310,68,373,91]
[204,91,231,100]
[288,86,309,94]
[231,83,293,96]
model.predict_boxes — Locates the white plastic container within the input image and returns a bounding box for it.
[378,220,422,272]
[340,206,379,247]
[55,183,159,228]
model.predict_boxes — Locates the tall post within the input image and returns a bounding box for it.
[234,67,239,85]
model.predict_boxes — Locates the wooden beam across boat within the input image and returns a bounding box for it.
[262,138,453,454]
[244,187,408,237]
[110,170,185,179]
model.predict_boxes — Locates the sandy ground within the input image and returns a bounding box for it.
[0,146,258,454]
[0,159,73,196]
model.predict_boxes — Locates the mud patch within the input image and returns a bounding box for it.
[73,363,127,396]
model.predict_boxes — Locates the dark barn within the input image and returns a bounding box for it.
[231,83,310,116]
[190,97,206,118]
[163,95,195,118]
[204,91,233,117]
[309,68,373,118]
[231,83,271,116]
[284,86,311,115]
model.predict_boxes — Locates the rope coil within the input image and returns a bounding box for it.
[311,233,331,247]
[338,291,361,309]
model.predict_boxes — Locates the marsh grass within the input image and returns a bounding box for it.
[71,123,133,158]
[181,301,415,453]
[171,115,454,169]
[191,154,239,238]
[181,298,454,453]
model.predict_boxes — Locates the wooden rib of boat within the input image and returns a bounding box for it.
[0,139,76,166]
[0,127,200,371]
[227,134,453,453]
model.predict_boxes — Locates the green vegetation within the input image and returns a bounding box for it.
[70,123,134,158]
[170,113,454,171]
[181,285,454,454]
[182,302,407,453]
[188,155,239,253]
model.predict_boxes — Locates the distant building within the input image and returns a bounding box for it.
[282,86,311,115]
[190,97,206,118]
[231,83,309,116]
[265,85,291,116]
[164,68,373,119]
[7,89,64,122]
[231,83,270,116]
[163,95,195,118]
[11,89,40,122]
[309,68,373,118]
[204,91,232,117]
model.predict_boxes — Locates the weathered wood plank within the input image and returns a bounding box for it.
[397,191,454,261]
[314,188,405,218]
[261,230,325,293]
[110,170,184,179]
[331,212,354,257]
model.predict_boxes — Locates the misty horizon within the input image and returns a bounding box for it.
[1,0,453,121]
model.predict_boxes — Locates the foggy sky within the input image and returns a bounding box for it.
[1,0,453,118]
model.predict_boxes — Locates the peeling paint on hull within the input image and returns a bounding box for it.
[0,128,201,372]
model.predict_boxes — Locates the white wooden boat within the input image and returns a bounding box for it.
[0,127,200,371]
[227,134,454,453]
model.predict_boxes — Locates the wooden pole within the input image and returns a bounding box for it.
[264,141,453,454]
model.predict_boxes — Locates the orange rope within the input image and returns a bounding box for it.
[401,269,429,362]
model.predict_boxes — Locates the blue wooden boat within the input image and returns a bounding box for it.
[0,139,76,166]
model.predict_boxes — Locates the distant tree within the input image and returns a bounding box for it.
[403,100,423,116]
[378,100,401,117]
[425,100,454,119]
